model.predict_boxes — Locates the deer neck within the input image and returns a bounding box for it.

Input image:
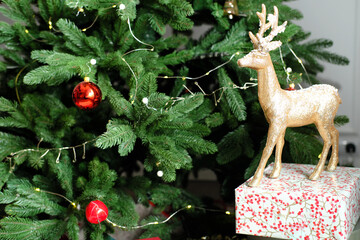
[257,56,282,107]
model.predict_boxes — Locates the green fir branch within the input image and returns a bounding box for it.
[310,50,350,65]
[95,119,136,154]
[148,14,167,35]
[5,179,66,217]
[83,159,118,198]
[0,132,31,160]
[211,20,248,52]
[115,0,139,21]
[285,128,323,164]
[195,28,223,53]
[48,154,74,199]
[334,115,349,127]
[0,190,18,204]
[56,18,105,57]
[38,0,67,22]
[0,0,34,25]
[171,93,204,114]
[143,92,170,110]
[23,65,77,85]
[0,163,11,189]
[0,97,18,112]
[205,112,224,128]
[0,22,15,44]
[97,72,134,119]
[160,50,194,66]
[136,72,158,98]
[217,125,254,165]
[170,130,218,155]
[186,98,213,122]
[106,191,139,227]
[210,2,230,30]
[218,69,247,122]
[0,217,66,240]
[66,215,80,240]
[186,123,212,137]
[0,48,26,66]
[157,117,193,129]
[153,35,188,51]
[89,226,106,240]
[148,137,192,182]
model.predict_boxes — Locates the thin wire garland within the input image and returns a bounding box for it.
[34,187,233,231]
[287,42,311,83]
[6,137,98,172]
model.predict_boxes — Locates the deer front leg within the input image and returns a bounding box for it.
[248,124,285,187]
[269,129,286,179]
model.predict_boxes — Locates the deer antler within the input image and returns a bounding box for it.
[249,4,287,52]
[257,4,272,38]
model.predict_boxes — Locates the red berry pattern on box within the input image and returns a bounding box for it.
[235,163,360,240]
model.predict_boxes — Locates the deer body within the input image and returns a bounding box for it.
[238,5,341,187]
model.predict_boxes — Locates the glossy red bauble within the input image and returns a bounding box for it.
[72,81,102,110]
[286,83,296,91]
[85,200,108,224]
[286,86,296,91]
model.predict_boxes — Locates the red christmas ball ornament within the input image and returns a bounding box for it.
[85,200,108,224]
[286,83,296,91]
[72,80,102,110]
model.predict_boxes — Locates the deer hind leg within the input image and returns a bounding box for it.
[309,123,332,181]
[269,129,286,179]
[326,124,339,171]
[248,124,285,187]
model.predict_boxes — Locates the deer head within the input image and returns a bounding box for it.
[237,4,287,70]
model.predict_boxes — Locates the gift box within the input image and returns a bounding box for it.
[235,163,360,240]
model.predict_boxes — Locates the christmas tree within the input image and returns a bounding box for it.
[0,0,349,239]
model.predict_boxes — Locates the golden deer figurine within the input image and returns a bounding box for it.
[237,4,341,187]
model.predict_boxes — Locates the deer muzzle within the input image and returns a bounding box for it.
[237,56,248,67]
[237,53,253,68]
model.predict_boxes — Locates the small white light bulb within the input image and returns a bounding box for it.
[157,170,164,177]
[119,4,126,10]
[286,67,292,73]
[142,97,149,105]
[90,59,97,65]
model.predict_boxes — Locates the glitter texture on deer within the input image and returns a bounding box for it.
[238,4,342,187]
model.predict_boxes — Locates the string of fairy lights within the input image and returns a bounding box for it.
[34,187,233,230]
[5,137,97,173]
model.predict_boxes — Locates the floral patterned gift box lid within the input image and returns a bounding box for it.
[235,163,360,240]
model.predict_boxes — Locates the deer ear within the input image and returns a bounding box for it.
[265,41,282,52]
